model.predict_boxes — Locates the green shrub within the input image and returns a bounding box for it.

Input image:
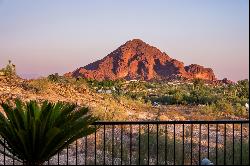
[234,103,247,116]
[0,60,16,77]
[236,79,249,99]
[47,73,69,84]
[214,100,234,113]
[28,78,50,92]
[47,73,60,82]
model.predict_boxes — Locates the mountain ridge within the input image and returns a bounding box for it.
[65,39,216,81]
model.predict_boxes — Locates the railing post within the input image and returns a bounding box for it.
[58,151,60,165]
[156,123,159,165]
[85,136,87,165]
[199,124,201,165]
[138,124,141,165]
[4,139,6,165]
[165,124,168,165]
[130,124,132,165]
[112,125,114,165]
[75,140,77,165]
[103,125,106,165]
[207,123,209,160]
[232,123,234,165]
[174,124,176,165]
[216,124,218,165]
[121,125,123,165]
[224,124,226,165]
[182,124,185,165]
[94,125,97,165]
[66,145,68,165]
[191,124,193,165]
[148,124,150,165]
[240,123,243,165]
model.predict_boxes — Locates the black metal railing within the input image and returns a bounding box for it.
[0,120,249,165]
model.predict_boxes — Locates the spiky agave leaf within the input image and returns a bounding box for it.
[0,99,98,165]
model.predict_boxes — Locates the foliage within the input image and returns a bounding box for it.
[85,78,123,91]
[0,100,98,165]
[28,78,51,93]
[236,79,249,99]
[83,78,249,116]
[47,73,60,82]
[214,100,234,113]
[0,60,16,76]
[47,73,69,84]
[192,78,205,90]
[234,102,248,116]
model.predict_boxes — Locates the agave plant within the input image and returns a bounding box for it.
[0,100,98,165]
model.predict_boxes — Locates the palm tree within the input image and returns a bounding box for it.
[0,100,98,165]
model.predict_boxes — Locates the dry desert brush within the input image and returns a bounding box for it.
[0,100,98,165]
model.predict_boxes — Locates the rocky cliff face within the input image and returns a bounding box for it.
[66,39,216,81]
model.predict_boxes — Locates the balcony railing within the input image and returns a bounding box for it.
[0,120,249,165]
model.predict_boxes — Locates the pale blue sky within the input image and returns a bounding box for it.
[0,0,249,81]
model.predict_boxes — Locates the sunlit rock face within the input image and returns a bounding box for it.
[66,39,217,81]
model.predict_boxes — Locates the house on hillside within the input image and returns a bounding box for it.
[97,89,113,94]
[152,101,160,107]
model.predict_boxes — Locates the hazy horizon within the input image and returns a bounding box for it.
[0,0,249,81]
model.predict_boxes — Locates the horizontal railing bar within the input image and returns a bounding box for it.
[93,120,249,125]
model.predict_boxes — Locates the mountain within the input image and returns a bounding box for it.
[65,39,216,81]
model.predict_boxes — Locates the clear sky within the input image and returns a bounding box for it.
[0,0,249,81]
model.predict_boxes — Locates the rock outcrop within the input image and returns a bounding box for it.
[66,39,216,81]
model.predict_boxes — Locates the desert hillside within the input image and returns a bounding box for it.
[0,74,248,121]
